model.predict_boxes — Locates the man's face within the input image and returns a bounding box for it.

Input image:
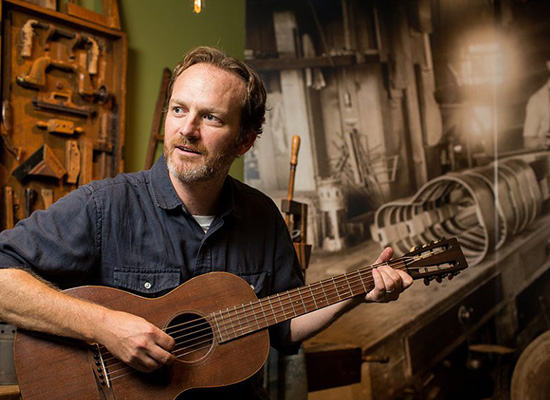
[163,63,254,184]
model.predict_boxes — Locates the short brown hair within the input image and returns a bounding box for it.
[166,46,266,140]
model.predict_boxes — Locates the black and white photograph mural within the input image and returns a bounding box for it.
[244,0,550,399]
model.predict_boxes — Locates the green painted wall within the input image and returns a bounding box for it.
[118,0,246,176]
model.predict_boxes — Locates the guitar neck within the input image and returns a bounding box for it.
[211,258,406,344]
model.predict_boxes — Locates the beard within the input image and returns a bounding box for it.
[164,137,238,184]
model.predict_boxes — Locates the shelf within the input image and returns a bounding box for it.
[245,51,381,72]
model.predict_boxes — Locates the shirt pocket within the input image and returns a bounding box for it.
[237,271,271,298]
[113,267,181,296]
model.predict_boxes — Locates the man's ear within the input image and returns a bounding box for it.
[236,130,258,156]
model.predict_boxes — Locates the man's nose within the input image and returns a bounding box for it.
[180,114,200,138]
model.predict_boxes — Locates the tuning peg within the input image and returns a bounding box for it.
[448,274,454,281]
[436,276,443,283]
[423,277,432,286]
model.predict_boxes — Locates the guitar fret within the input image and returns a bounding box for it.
[251,301,261,329]
[241,304,252,335]
[298,289,308,313]
[320,281,330,305]
[277,293,287,320]
[287,291,297,316]
[258,300,270,327]
[344,274,354,297]
[268,299,278,324]
[309,286,318,308]
[332,277,341,301]
[219,310,229,341]
[358,270,368,293]
[212,314,224,342]
[225,308,237,341]
[233,306,241,337]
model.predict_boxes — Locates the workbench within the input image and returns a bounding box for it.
[305,211,550,399]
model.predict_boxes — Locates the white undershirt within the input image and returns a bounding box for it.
[192,215,215,233]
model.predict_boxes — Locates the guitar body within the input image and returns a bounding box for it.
[14,272,270,400]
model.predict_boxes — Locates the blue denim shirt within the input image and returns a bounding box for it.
[0,156,304,354]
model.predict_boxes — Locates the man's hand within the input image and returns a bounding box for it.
[365,247,413,303]
[99,310,176,373]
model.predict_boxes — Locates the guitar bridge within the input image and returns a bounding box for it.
[88,343,112,390]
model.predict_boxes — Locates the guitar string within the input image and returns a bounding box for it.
[102,259,419,381]
[103,267,387,380]
[99,258,400,367]
[105,248,454,381]
[108,253,456,384]
[105,248,455,381]
[101,254,432,377]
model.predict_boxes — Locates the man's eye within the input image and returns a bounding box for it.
[204,114,221,123]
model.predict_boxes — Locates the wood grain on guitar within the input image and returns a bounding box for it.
[14,238,468,399]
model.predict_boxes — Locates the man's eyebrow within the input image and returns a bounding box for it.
[169,98,225,114]
[168,98,186,106]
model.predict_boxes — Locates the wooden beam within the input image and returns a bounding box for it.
[246,51,380,72]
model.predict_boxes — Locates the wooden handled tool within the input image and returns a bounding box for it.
[285,135,301,227]
[287,135,301,201]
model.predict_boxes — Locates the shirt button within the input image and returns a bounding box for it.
[144,281,152,290]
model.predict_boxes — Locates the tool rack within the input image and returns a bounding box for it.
[0,0,127,230]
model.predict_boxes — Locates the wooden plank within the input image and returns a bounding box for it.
[0,385,20,400]
[246,52,380,72]
[145,68,171,170]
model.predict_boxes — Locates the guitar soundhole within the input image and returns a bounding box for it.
[166,312,214,363]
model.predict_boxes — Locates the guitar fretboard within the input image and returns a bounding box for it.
[210,259,406,343]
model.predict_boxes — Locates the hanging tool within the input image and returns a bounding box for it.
[1,100,22,161]
[64,140,81,184]
[40,189,53,209]
[25,188,37,218]
[12,144,67,182]
[281,135,312,273]
[36,119,84,136]
[3,186,15,229]
[285,135,300,227]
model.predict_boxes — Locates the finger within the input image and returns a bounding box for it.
[155,330,176,352]
[374,247,394,265]
[148,345,176,367]
[396,269,414,289]
[377,265,402,294]
[365,267,387,302]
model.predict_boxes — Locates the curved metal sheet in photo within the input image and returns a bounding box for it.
[370,156,545,267]
[372,172,496,266]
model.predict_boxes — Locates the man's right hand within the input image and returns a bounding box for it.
[0,268,175,373]
[97,310,176,373]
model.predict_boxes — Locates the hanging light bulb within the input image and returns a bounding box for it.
[193,0,202,14]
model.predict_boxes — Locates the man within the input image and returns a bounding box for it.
[0,47,412,398]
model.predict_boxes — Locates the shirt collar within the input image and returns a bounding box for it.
[150,155,183,210]
[150,155,240,219]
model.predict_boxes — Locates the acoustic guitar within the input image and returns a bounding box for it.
[14,237,467,399]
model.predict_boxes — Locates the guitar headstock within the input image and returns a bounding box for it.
[402,237,468,285]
